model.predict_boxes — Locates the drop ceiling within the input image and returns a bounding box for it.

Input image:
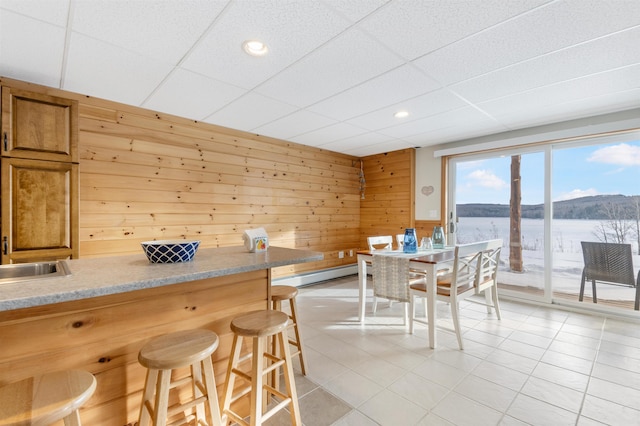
[1,0,639,157]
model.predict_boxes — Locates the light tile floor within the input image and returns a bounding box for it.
[268,275,640,426]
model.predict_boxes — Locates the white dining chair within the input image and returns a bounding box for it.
[396,234,404,250]
[409,239,502,349]
[367,235,393,251]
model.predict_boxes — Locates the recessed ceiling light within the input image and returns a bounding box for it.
[242,40,268,57]
[394,110,409,118]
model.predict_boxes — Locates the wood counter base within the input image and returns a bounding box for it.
[0,269,268,425]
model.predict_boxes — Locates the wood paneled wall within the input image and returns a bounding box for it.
[3,77,424,277]
[76,102,362,277]
[359,149,415,249]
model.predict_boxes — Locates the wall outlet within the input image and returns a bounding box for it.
[349,250,353,257]
[338,251,344,259]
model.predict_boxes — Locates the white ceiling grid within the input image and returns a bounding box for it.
[0,0,638,157]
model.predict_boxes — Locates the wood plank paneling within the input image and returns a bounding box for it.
[1,77,420,277]
[0,271,268,425]
[359,150,415,249]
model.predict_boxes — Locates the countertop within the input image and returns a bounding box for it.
[0,246,323,312]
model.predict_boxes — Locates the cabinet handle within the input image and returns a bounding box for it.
[2,237,7,256]
[3,132,6,151]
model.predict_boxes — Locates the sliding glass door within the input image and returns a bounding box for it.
[446,132,640,313]
[449,149,547,302]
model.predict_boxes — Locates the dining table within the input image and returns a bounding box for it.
[357,248,455,348]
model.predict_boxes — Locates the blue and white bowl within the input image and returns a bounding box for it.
[141,240,200,263]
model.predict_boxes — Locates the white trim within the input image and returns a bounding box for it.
[433,108,640,158]
[273,264,357,287]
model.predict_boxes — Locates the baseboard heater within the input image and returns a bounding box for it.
[273,264,357,288]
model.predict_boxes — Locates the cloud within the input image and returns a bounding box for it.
[466,169,508,190]
[587,143,640,166]
[555,188,599,201]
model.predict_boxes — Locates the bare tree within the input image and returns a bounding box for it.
[510,155,523,272]
[592,201,633,244]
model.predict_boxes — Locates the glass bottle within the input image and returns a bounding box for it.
[432,226,445,249]
[403,228,417,253]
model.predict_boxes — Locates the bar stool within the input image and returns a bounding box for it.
[0,369,96,426]
[137,328,222,426]
[271,285,306,375]
[221,310,301,426]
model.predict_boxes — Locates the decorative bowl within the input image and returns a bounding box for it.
[141,240,200,263]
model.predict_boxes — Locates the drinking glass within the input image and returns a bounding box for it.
[421,237,433,250]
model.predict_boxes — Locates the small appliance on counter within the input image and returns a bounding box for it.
[242,228,269,253]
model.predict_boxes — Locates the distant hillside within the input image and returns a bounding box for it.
[457,194,639,220]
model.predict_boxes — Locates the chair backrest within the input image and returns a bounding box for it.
[475,239,502,294]
[581,241,635,286]
[367,235,393,251]
[445,239,502,296]
[449,242,483,294]
[396,234,404,250]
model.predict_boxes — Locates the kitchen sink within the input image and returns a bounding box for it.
[0,260,71,284]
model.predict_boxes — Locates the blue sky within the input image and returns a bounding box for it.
[455,140,640,205]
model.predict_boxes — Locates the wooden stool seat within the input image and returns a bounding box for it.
[230,309,290,338]
[0,370,96,426]
[270,285,307,375]
[138,329,222,426]
[271,285,298,302]
[222,310,301,426]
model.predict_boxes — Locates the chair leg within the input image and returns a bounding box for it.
[372,296,378,314]
[592,280,597,304]
[201,358,223,426]
[404,302,410,328]
[138,368,157,426]
[491,285,502,320]
[635,282,640,311]
[63,411,81,426]
[288,295,307,375]
[579,271,586,302]
[484,289,493,314]
[409,295,415,334]
[221,334,242,425]
[450,302,464,350]
[278,331,301,426]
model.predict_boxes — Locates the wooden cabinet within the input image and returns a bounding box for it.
[1,86,78,162]
[1,158,78,263]
[0,84,79,263]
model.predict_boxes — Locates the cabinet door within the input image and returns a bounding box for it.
[1,86,78,162]
[1,158,78,263]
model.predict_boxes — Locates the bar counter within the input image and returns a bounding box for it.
[0,246,322,425]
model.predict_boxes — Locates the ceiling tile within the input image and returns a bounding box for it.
[307,64,441,120]
[255,28,404,107]
[320,132,405,156]
[204,92,298,132]
[72,0,227,64]
[253,109,337,141]
[0,0,69,26]
[63,33,173,106]
[143,69,245,120]
[378,107,500,139]
[321,0,389,22]
[481,64,640,122]
[414,0,640,85]
[291,122,369,146]
[0,11,65,87]
[182,0,351,89]
[358,0,549,60]
[451,26,640,103]
[346,89,467,131]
